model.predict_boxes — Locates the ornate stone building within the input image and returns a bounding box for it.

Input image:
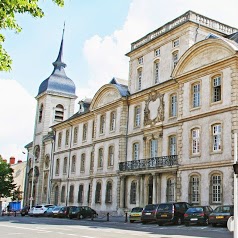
[25,11,238,214]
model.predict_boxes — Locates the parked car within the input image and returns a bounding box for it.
[33,204,54,216]
[141,204,160,224]
[20,205,30,216]
[43,206,56,217]
[156,202,191,225]
[68,206,97,219]
[129,207,143,223]
[209,205,234,227]
[52,206,63,217]
[57,206,73,218]
[28,206,35,217]
[184,206,213,226]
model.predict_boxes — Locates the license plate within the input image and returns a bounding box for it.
[132,214,140,217]
[190,218,198,221]
[72,212,76,214]
[216,216,224,219]
[145,212,151,215]
[161,214,167,217]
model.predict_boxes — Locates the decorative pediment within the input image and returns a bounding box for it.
[173,39,236,77]
[144,91,164,126]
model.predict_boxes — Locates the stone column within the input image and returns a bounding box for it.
[152,173,157,204]
[140,175,144,207]
[119,176,125,208]
[136,175,141,206]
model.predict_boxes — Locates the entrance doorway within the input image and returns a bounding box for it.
[148,176,153,204]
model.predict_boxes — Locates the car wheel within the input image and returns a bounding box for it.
[212,223,217,227]
[130,220,134,223]
[176,217,182,225]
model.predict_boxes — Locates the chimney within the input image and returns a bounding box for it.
[10,156,15,165]
[17,160,22,163]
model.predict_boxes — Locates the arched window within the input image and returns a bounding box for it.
[58,132,62,148]
[166,178,175,202]
[130,181,137,204]
[65,129,70,146]
[73,127,78,144]
[71,155,76,173]
[189,175,200,204]
[54,186,59,205]
[63,157,67,174]
[98,148,103,168]
[55,159,60,175]
[61,186,66,203]
[95,182,101,203]
[38,104,43,123]
[69,185,74,203]
[105,181,112,203]
[55,104,64,121]
[210,173,222,204]
[78,184,84,203]
[108,146,114,167]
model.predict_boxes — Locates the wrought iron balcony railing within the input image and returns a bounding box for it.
[119,155,178,172]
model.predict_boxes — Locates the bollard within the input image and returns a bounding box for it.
[107,212,109,221]
[125,212,128,223]
[14,211,16,217]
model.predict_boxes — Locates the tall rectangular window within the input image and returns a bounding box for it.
[169,136,177,155]
[71,155,76,173]
[100,115,105,134]
[80,153,85,172]
[65,130,69,146]
[137,68,142,91]
[108,146,114,166]
[212,76,221,102]
[134,106,141,127]
[82,123,87,141]
[92,120,95,139]
[192,129,200,154]
[110,112,116,131]
[73,127,78,144]
[172,51,178,69]
[192,83,200,108]
[211,175,222,203]
[150,140,158,158]
[212,124,221,151]
[90,152,94,171]
[138,56,143,65]
[98,148,103,168]
[133,143,139,160]
[154,61,160,84]
[170,94,177,117]
[190,176,200,204]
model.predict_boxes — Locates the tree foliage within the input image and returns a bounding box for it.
[0,156,16,198]
[0,0,64,71]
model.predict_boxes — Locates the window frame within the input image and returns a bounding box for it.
[82,123,88,141]
[166,177,175,202]
[110,111,116,132]
[71,155,76,173]
[134,106,141,128]
[95,182,101,203]
[192,82,201,108]
[99,115,106,135]
[98,148,103,168]
[212,124,222,152]
[212,75,222,103]
[189,175,200,204]
[191,128,200,155]
[168,135,177,156]
[133,142,139,160]
[73,127,78,144]
[80,153,85,172]
[137,68,142,91]
[105,181,112,203]
[130,181,137,204]
[172,50,179,70]
[108,146,114,167]
[63,157,67,175]
[210,173,222,204]
[154,60,160,84]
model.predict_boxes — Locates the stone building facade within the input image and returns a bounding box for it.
[25,11,238,214]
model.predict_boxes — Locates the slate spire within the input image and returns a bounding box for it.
[53,22,66,69]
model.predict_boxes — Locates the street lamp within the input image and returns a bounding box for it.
[22,151,35,209]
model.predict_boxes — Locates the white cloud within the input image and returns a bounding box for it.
[81,0,238,100]
[0,80,35,162]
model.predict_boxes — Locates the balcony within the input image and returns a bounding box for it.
[119,155,178,172]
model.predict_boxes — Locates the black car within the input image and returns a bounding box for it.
[20,205,29,216]
[156,202,191,225]
[57,206,74,218]
[184,206,213,226]
[141,204,160,224]
[68,206,97,219]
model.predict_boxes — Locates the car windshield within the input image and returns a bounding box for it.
[144,204,158,210]
[158,204,173,211]
[53,206,61,211]
[35,206,42,208]
[131,207,143,212]
[187,207,203,213]
[214,206,233,213]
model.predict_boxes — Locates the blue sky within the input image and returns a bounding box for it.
[1,0,238,161]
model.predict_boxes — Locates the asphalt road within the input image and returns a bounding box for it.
[0,215,233,238]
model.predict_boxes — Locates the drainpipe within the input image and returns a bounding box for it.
[23,152,29,206]
[48,131,56,204]
[65,123,73,206]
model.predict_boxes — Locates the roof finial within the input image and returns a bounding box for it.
[52,22,67,69]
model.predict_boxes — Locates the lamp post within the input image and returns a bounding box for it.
[233,133,238,238]
[22,151,35,209]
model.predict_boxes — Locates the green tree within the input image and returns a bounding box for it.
[0,156,16,197]
[0,0,64,71]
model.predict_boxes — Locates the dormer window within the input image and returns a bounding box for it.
[78,101,84,113]
[138,56,143,65]
[55,104,64,121]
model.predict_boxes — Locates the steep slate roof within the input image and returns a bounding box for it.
[109,77,130,97]
[37,28,76,97]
